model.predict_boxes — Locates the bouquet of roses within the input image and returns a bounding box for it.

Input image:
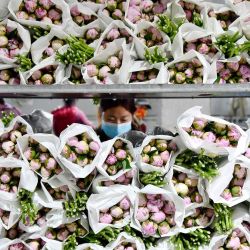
[125,0,169,27]
[69,2,97,28]
[129,68,159,83]
[106,232,145,250]
[0,200,20,230]
[92,169,136,193]
[177,106,247,157]
[181,206,214,231]
[18,134,63,180]
[170,166,208,209]
[31,28,66,64]
[138,135,177,174]
[0,65,21,85]
[99,0,127,23]
[216,57,250,84]
[206,159,250,207]
[9,0,71,28]
[0,116,33,159]
[173,0,205,27]
[95,20,134,53]
[133,185,184,237]
[58,124,101,178]
[0,19,31,64]
[87,186,135,233]
[96,137,135,180]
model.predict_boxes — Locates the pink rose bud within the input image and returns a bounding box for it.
[220,69,231,81]
[140,0,153,13]
[2,141,14,154]
[45,229,56,239]
[193,118,207,130]
[119,197,130,210]
[25,0,37,13]
[127,6,141,23]
[234,164,246,179]
[227,62,239,72]
[158,221,170,235]
[151,155,164,167]
[228,126,241,142]
[89,141,100,152]
[98,66,111,80]
[221,188,232,200]
[107,56,121,70]
[31,70,42,81]
[106,154,117,165]
[125,169,134,178]
[86,64,99,77]
[70,5,80,16]
[216,61,224,72]
[68,152,77,162]
[153,3,165,14]
[184,197,192,205]
[16,11,29,20]
[9,243,25,250]
[216,137,230,147]
[232,178,245,187]
[163,201,176,215]
[35,7,47,19]
[39,0,53,10]
[150,211,166,224]
[160,150,169,163]
[177,172,187,182]
[41,16,53,24]
[107,28,120,41]
[202,132,216,143]
[46,158,57,170]
[48,9,61,21]
[239,65,250,79]
[147,201,159,213]
[138,195,147,207]
[112,9,123,20]
[45,47,54,56]
[141,220,158,236]
[186,42,196,52]
[99,213,113,224]
[0,172,10,184]
[226,236,241,249]
[30,159,41,171]
[57,228,69,241]
[197,44,210,54]
[115,149,127,160]
[110,206,123,219]
[244,148,250,158]
[86,28,99,41]
[116,174,126,183]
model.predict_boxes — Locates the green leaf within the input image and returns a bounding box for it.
[122,158,131,170]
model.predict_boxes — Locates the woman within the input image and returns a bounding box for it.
[96,98,138,141]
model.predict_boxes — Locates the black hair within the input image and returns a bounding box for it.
[100,98,136,114]
[64,98,76,106]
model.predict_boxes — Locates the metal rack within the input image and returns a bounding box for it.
[1,84,250,99]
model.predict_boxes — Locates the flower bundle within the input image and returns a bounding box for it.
[16,0,63,25]
[126,0,168,24]
[69,65,85,84]
[43,182,69,200]
[172,169,204,207]
[216,228,250,249]
[184,36,218,59]
[208,9,239,31]
[22,137,63,179]
[42,38,64,59]
[129,68,159,83]
[99,27,132,51]
[179,1,204,27]
[183,207,214,228]
[140,138,175,168]
[0,24,23,60]
[45,220,88,241]
[86,51,123,83]
[221,163,248,201]
[27,65,58,85]
[137,26,164,47]
[102,0,127,21]
[99,196,131,225]
[0,122,28,158]
[0,68,20,85]
[102,139,133,177]
[61,132,100,168]
[135,192,178,237]
[0,167,21,194]
[70,5,97,26]
[168,58,204,84]
[216,59,250,84]
[183,117,242,147]
[75,169,96,191]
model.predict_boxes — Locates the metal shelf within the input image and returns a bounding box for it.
[1,84,250,99]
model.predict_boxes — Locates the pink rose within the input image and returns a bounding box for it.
[152,155,164,167]
[46,158,56,170]
[140,0,153,13]
[136,207,149,222]
[86,64,99,77]
[226,236,241,250]
[141,220,157,236]
[216,61,224,72]
[202,132,216,143]
[197,44,210,54]
[110,206,123,219]
[150,211,166,224]
[138,195,147,207]
[119,197,130,210]
[239,64,250,78]
[89,141,100,152]
[227,62,239,72]
[67,137,78,147]
[220,69,231,80]
[106,28,120,41]
[244,148,250,158]
[115,149,127,160]
[99,213,113,224]
[147,201,159,213]
[228,126,241,142]
[127,6,141,23]
[106,154,117,165]
[192,118,207,130]
[216,137,230,147]
[48,9,61,21]
[163,201,176,215]
[160,150,170,163]
[234,164,246,179]
[25,0,37,13]
[158,221,170,235]
[39,0,53,10]
[35,8,47,19]
[70,5,80,17]
[221,188,232,200]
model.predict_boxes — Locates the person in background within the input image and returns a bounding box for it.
[96,98,138,141]
[134,99,152,133]
[0,98,22,118]
[52,98,93,136]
